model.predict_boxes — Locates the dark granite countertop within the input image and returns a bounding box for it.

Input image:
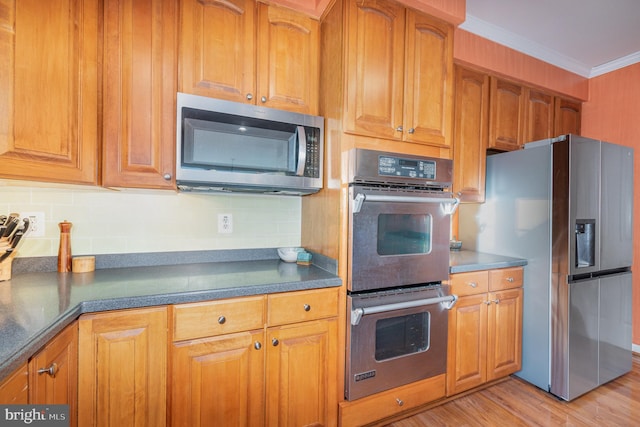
[0,250,340,381]
[449,250,527,273]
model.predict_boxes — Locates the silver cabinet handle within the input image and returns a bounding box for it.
[246,93,253,100]
[408,128,415,134]
[493,299,500,304]
[396,398,404,406]
[254,342,262,350]
[261,96,267,103]
[484,300,491,305]
[37,363,58,378]
[467,281,478,288]
[506,277,515,283]
[217,316,226,324]
[272,338,279,346]
[303,304,311,312]
[163,173,171,180]
[395,126,403,132]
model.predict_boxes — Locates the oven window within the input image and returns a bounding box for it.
[375,312,430,360]
[377,214,432,255]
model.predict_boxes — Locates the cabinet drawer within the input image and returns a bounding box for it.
[489,267,523,291]
[267,288,338,326]
[173,296,266,341]
[449,271,489,296]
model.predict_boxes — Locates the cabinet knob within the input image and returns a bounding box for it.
[218,316,226,324]
[254,341,262,350]
[493,299,500,304]
[467,281,478,288]
[37,363,58,378]
[272,338,279,347]
[163,173,171,180]
[396,398,404,407]
[506,277,515,283]
[408,128,415,134]
[395,126,403,132]
[261,96,267,103]
[303,304,311,312]
[484,300,491,305]
[246,93,253,100]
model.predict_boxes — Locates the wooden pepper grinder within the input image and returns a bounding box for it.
[58,221,73,272]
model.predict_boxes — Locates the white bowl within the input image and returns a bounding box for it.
[278,247,303,262]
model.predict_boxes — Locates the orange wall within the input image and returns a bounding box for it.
[581,63,640,345]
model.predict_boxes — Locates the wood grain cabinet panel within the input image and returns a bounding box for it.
[524,88,555,143]
[78,307,167,427]
[554,97,582,136]
[102,0,178,189]
[29,323,78,427]
[180,0,319,115]
[0,0,99,185]
[452,66,489,202]
[0,363,28,404]
[489,77,526,151]
[344,0,453,147]
[447,268,523,396]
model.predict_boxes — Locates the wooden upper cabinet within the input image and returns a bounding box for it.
[488,77,526,151]
[344,0,453,147]
[0,0,99,185]
[403,11,453,147]
[524,88,555,143]
[180,0,255,103]
[344,0,405,140]
[180,0,319,115]
[554,97,582,136]
[452,66,489,203]
[102,0,178,189]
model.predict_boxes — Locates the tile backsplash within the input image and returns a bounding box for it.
[1,180,301,258]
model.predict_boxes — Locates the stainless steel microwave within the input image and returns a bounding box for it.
[176,92,324,195]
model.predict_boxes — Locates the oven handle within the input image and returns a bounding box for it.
[352,193,460,215]
[351,294,458,326]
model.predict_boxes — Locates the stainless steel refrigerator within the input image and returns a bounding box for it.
[459,134,633,401]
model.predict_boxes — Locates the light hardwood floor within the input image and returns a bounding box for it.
[385,353,640,427]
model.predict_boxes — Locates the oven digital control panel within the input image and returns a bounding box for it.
[378,155,437,180]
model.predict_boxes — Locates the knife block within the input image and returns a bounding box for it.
[0,253,16,281]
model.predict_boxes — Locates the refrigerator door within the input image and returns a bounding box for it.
[568,136,601,276]
[600,142,634,270]
[599,271,633,384]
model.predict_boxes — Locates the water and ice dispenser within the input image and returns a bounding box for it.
[575,219,595,268]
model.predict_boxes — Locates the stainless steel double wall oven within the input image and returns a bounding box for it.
[345,149,459,401]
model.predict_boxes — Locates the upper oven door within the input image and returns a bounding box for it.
[348,185,455,292]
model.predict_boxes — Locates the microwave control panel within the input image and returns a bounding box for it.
[378,155,437,180]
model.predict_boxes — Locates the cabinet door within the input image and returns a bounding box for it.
[102,0,177,189]
[266,319,338,427]
[29,322,78,427]
[257,3,320,115]
[180,0,255,102]
[524,88,554,143]
[446,293,487,396]
[0,0,98,184]
[78,307,167,427]
[554,97,582,136]
[403,11,453,147]
[486,288,523,381]
[452,66,489,203]
[489,77,525,151]
[0,363,28,404]
[171,330,265,427]
[344,0,405,140]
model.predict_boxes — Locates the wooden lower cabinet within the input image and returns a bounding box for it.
[170,288,339,427]
[78,307,167,427]
[0,363,29,404]
[29,322,78,426]
[447,267,523,396]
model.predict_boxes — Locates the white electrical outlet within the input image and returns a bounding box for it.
[22,212,45,237]
[218,213,233,234]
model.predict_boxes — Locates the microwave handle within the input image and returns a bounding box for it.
[295,125,307,176]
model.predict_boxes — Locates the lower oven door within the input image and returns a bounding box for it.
[348,185,456,292]
[345,285,456,401]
